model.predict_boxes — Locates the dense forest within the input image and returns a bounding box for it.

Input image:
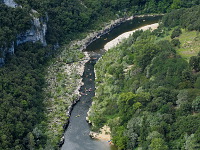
[0,0,200,149]
[89,5,200,150]
[1,0,200,47]
[0,43,51,149]
[0,4,31,48]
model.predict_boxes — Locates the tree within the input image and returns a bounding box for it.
[194,77,200,89]
[171,27,182,39]
[118,92,137,121]
[192,96,200,112]
[171,0,181,9]
[144,0,156,13]
[27,132,35,150]
[149,138,169,150]
[171,39,181,47]
[176,90,188,108]
[184,134,200,150]
[189,56,200,72]
[112,126,128,150]
[147,131,163,141]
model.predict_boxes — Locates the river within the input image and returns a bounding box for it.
[61,15,162,150]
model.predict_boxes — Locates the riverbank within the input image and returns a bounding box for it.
[71,14,163,52]
[104,23,159,50]
[44,49,90,147]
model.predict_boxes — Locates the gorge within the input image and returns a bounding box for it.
[1,1,200,149]
[61,15,161,150]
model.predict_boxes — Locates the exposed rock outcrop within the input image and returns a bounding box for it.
[17,17,47,46]
[71,17,129,51]
[3,0,18,8]
[71,15,162,52]
[0,42,14,66]
[17,9,47,46]
[0,58,5,66]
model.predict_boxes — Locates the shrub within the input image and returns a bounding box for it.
[171,27,182,39]
[171,39,181,47]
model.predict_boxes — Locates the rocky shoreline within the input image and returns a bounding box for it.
[58,51,90,147]
[71,14,163,52]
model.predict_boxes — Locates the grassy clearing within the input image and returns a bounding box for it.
[158,29,200,61]
[177,30,200,61]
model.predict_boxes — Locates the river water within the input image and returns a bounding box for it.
[61,15,162,150]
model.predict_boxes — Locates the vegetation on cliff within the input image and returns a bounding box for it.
[0,4,31,49]
[89,5,200,150]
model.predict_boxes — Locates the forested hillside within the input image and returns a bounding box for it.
[0,43,50,149]
[89,5,200,150]
[0,0,200,149]
[1,0,200,46]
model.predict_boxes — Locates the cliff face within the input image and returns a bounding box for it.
[0,1,47,66]
[17,16,47,46]
[0,42,14,66]
[3,0,18,8]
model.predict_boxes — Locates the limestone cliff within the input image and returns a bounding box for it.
[17,16,47,46]
[0,42,14,66]
[3,0,18,8]
[0,1,48,66]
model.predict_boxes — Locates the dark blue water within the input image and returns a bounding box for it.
[86,15,161,51]
[61,15,162,150]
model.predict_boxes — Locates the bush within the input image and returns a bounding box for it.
[171,39,181,47]
[189,55,200,72]
[171,27,182,39]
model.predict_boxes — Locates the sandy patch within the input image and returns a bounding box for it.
[104,23,159,50]
[90,125,111,141]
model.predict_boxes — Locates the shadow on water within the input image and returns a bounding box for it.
[61,15,162,150]
[85,15,161,52]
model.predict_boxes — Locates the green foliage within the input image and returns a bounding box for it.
[192,96,200,112]
[194,77,200,89]
[176,90,188,108]
[171,38,181,47]
[89,7,200,149]
[171,0,181,9]
[0,43,50,149]
[0,4,31,47]
[1,0,197,47]
[163,5,200,31]
[184,133,200,150]
[171,27,182,39]
[189,55,200,72]
[112,126,128,150]
[149,138,169,150]
[1,1,200,150]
